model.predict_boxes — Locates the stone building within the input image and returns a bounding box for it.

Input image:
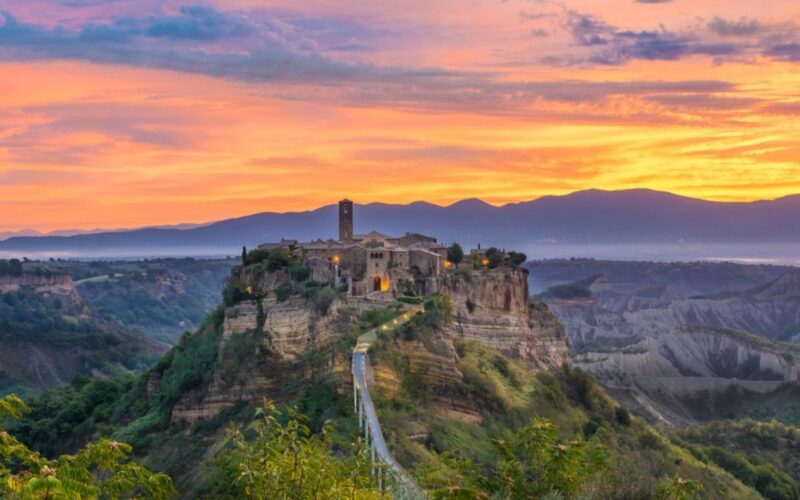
[259,199,447,297]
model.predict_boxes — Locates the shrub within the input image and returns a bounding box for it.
[0,395,176,499]
[276,282,294,302]
[424,295,453,326]
[221,401,382,499]
[311,287,337,315]
[288,265,311,282]
[615,407,631,426]
[494,418,608,498]
[583,415,604,438]
[455,267,472,282]
[465,298,476,313]
[244,248,271,266]
[223,278,255,307]
[398,279,419,297]
[266,250,293,272]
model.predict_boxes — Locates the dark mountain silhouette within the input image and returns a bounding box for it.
[2,189,799,256]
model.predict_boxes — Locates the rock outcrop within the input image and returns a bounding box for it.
[0,273,79,302]
[440,267,569,369]
[367,267,571,429]
[221,301,259,343]
[171,294,354,424]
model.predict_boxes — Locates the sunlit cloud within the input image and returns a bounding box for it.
[0,0,798,231]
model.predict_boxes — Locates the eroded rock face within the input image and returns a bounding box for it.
[546,269,800,426]
[222,301,259,343]
[577,327,800,387]
[261,296,346,361]
[170,296,353,424]
[439,267,569,369]
[0,273,79,302]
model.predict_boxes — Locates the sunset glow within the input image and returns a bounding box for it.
[1,0,799,232]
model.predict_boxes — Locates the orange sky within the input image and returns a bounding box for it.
[0,0,799,231]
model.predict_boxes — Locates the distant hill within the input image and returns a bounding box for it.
[2,189,800,257]
[0,271,167,395]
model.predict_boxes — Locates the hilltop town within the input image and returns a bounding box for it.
[257,199,525,297]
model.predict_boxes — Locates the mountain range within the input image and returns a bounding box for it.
[2,189,800,257]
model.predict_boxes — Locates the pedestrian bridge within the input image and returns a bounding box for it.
[351,305,426,499]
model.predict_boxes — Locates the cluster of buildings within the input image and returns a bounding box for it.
[259,199,453,297]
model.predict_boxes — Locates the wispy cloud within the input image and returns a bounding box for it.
[1,0,799,230]
[0,7,460,85]
[544,10,800,66]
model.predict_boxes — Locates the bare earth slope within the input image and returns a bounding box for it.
[533,262,800,426]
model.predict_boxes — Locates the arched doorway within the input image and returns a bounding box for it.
[372,276,382,292]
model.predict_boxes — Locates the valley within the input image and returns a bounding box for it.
[0,258,234,394]
[529,259,800,426]
[4,247,800,498]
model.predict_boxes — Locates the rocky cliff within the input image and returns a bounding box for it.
[165,263,570,425]
[0,273,79,302]
[365,267,571,430]
[439,267,569,369]
[169,294,353,423]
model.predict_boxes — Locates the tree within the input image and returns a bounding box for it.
[9,259,23,275]
[0,259,23,276]
[0,394,175,499]
[447,243,464,267]
[508,251,527,267]
[485,248,503,269]
[493,418,607,499]
[222,401,386,499]
[242,246,247,265]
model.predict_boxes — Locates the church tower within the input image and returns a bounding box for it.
[339,199,353,241]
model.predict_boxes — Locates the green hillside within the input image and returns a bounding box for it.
[7,292,781,498]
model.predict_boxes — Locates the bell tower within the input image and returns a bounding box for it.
[339,199,353,241]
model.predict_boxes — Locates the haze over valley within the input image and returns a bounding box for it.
[3,189,800,265]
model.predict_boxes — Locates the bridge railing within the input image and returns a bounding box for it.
[351,307,426,499]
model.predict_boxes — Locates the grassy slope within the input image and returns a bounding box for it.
[8,291,783,499]
[367,333,760,499]
[678,419,800,499]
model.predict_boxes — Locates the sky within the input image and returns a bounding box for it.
[0,0,799,232]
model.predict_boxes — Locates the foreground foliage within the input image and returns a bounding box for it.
[678,419,800,500]
[0,394,176,499]
[219,401,386,499]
